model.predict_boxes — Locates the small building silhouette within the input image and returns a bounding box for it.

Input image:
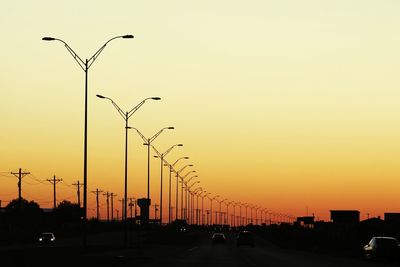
[296,216,314,227]
[384,213,400,223]
[330,210,359,224]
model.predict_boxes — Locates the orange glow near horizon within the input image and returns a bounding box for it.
[1,1,400,223]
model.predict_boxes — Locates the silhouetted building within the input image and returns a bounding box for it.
[384,213,400,223]
[297,216,314,225]
[137,198,151,225]
[330,210,359,224]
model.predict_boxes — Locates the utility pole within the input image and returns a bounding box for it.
[103,192,110,221]
[91,189,103,220]
[72,180,83,207]
[111,193,117,221]
[11,168,30,206]
[47,175,62,209]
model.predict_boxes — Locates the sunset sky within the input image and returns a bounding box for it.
[1,0,400,222]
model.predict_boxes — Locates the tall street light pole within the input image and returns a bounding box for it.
[182,172,196,220]
[187,183,200,224]
[217,198,227,225]
[201,192,210,225]
[43,34,133,247]
[97,94,160,247]
[175,163,192,220]
[132,127,174,200]
[193,187,202,225]
[208,195,219,225]
[184,174,198,221]
[152,144,183,225]
[169,157,189,223]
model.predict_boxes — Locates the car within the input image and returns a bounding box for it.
[38,232,56,246]
[237,230,254,247]
[212,233,226,244]
[363,236,400,260]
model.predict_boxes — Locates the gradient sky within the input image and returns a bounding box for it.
[1,0,400,221]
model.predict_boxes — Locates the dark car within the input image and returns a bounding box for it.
[212,233,226,244]
[364,236,400,260]
[38,232,56,246]
[237,230,254,247]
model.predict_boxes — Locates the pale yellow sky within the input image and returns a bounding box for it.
[1,0,400,221]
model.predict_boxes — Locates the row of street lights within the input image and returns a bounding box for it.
[42,34,134,247]
[42,34,295,248]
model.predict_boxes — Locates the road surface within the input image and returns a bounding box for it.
[1,231,399,267]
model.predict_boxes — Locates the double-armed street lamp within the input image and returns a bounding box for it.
[175,164,193,219]
[225,201,233,226]
[185,180,200,222]
[231,202,239,227]
[169,157,189,222]
[208,195,219,225]
[200,192,210,225]
[217,198,227,225]
[192,187,203,225]
[152,144,183,224]
[180,170,196,219]
[132,127,174,200]
[43,34,134,247]
[96,94,160,247]
[185,174,198,220]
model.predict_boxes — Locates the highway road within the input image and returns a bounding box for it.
[123,231,399,267]
[1,230,399,267]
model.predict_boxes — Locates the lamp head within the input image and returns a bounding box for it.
[183,156,189,159]
[42,37,55,41]
[167,127,175,130]
[122,34,134,39]
[177,144,183,147]
[151,97,161,100]
[96,94,106,99]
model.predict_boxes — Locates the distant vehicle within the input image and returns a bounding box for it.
[237,230,254,247]
[363,236,400,260]
[38,232,56,246]
[212,233,226,244]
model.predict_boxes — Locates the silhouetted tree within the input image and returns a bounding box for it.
[54,200,81,222]
[5,198,42,223]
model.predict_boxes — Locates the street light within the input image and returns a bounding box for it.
[192,188,202,225]
[184,174,198,222]
[152,144,183,225]
[182,171,196,220]
[168,157,189,223]
[200,192,210,225]
[176,164,193,219]
[132,127,174,200]
[43,34,133,247]
[187,181,200,224]
[208,195,219,225]
[97,94,160,247]
[217,198,227,225]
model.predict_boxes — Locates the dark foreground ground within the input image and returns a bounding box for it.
[1,230,399,267]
